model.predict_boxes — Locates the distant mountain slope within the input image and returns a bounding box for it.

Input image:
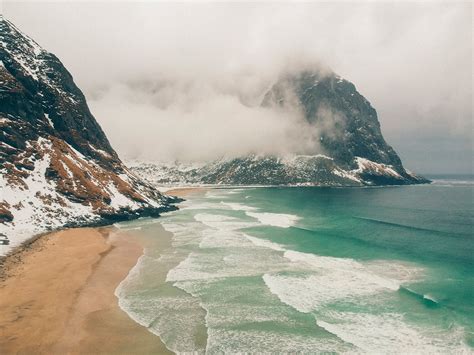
[130,70,428,187]
[0,17,177,252]
[129,154,427,187]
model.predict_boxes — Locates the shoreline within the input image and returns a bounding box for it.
[0,227,172,354]
[163,186,207,198]
[0,187,193,262]
[0,186,202,353]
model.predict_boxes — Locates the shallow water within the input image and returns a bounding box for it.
[115,177,474,353]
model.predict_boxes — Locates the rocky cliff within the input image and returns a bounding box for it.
[0,17,177,253]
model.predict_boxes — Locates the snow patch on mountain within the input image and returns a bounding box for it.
[128,154,426,188]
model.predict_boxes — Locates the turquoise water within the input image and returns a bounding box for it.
[115,177,473,353]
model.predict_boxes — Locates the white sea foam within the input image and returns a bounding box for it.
[261,251,418,315]
[199,230,255,249]
[423,293,438,303]
[205,190,231,199]
[261,251,402,313]
[227,189,246,194]
[194,213,256,230]
[206,328,351,354]
[194,213,236,223]
[246,212,300,228]
[167,243,286,283]
[221,202,258,211]
[171,263,352,354]
[182,201,230,210]
[263,271,395,314]
[116,252,207,353]
[244,234,285,251]
[161,222,204,248]
[316,312,470,354]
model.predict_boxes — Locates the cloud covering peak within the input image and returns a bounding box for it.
[3,1,472,173]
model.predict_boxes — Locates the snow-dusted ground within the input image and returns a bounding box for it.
[128,155,412,187]
[0,138,170,257]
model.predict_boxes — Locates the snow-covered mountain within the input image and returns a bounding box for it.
[130,70,428,187]
[0,17,178,253]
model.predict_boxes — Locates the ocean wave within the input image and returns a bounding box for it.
[205,328,351,354]
[261,251,432,313]
[194,213,257,230]
[245,211,301,228]
[398,286,440,307]
[315,311,469,354]
[115,245,207,353]
[221,202,258,211]
[205,189,232,199]
[244,234,286,252]
[354,216,466,237]
[200,230,256,249]
[182,201,232,210]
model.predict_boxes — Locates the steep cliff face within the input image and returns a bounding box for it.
[259,70,427,185]
[0,17,176,252]
[262,70,404,170]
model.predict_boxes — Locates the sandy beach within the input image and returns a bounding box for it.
[0,187,202,354]
[0,227,172,354]
[164,186,206,198]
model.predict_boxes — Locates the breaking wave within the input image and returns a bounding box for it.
[245,211,300,228]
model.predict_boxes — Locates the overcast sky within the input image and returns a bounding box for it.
[3,1,472,174]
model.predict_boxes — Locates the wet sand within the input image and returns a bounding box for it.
[0,227,171,354]
[165,187,206,198]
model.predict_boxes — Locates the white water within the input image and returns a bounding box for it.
[245,211,300,228]
[115,189,470,354]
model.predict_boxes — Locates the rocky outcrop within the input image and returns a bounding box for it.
[0,17,178,252]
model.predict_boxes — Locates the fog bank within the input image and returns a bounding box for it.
[4,1,472,173]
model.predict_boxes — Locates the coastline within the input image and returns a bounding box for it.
[164,186,207,198]
[0,186,205,353]
[0,227,171,354]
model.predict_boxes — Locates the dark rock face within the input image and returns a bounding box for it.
[199,156,358,186]
[0,17,118,168]
[0,17,177,245]
[202,71,429,186]
[263,70,403,170]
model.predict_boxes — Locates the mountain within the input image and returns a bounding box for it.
[130,70,428,187]
[0,17,177,252]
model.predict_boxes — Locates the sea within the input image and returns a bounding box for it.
[114,175,474,354]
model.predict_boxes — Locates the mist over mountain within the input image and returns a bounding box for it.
[4,1,472,173]
[128,68,428,186]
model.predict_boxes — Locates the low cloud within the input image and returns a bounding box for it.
[89,80,321,161]
[4,1,472,172]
